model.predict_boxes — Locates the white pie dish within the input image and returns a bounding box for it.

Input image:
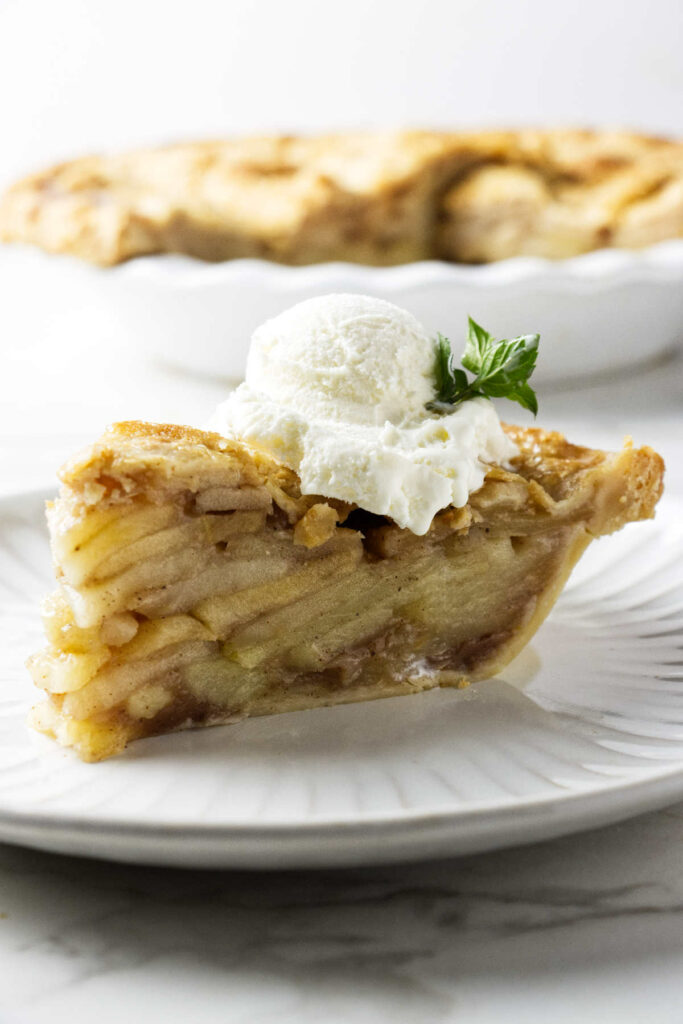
[2,240,683,384]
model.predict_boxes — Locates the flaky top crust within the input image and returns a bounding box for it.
[2,129,683,266]
[56,419,665,540]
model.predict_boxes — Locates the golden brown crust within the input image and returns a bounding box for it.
[3,129,682,266]
[59,418,665,530]
[58,420,307,517]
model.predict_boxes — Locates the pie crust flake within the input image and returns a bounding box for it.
[27,420,664,762]
[2,129,683,266]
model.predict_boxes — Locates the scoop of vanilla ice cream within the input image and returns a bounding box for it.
[244,293,436,426]
[210,294,517,535]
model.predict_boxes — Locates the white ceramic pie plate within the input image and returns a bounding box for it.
[2,241,683,384]
[1,490,683,869]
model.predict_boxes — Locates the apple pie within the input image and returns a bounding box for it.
[27,420,664,762]
[2,129,683,267]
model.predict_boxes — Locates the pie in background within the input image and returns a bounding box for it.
[27,420,664,762]
[2,129,683,267]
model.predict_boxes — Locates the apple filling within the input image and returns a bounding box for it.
[27,421,663,761]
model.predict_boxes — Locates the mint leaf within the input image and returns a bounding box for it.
[507,380,539,416]
[433,333,455,401]
[426,319,539,416]
[462,317,492,376]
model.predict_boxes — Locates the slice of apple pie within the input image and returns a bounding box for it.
[28,420,663,762]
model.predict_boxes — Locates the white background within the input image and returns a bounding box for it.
[0,0,682,185]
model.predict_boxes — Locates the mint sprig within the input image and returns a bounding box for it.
[426,318,539,416]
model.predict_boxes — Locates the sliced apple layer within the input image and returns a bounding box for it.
[28,421,664,761]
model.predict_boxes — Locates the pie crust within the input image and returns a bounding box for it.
[2,130,683,266]
[27,420,664,761]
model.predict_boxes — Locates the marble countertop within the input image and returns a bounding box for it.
[1,334,682,1023]
[2,803,683,1024]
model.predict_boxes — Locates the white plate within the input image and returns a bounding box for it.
[1,490,682,869]
[2,241,683,384]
